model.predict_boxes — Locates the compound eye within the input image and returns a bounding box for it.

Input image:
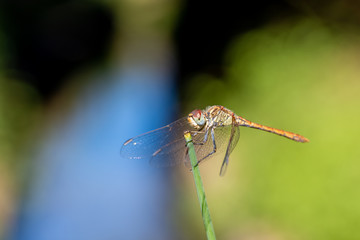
[190,109,206,128]
[191,109,202,120]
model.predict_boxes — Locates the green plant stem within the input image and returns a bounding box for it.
[184,131,216,240]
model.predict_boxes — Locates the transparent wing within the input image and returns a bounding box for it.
[121,117,241,170]
[219,126,240,176]
[121,117,193,166]
[149,125,234,168]
[148,138,188,167]
[228,126,240,155]
[193,125,239,165]
[149,129,207,168]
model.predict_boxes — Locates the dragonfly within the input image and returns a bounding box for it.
[121,105,309,176]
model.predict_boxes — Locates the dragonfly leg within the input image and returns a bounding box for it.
[192,128,210,146]
[195,127,217,166]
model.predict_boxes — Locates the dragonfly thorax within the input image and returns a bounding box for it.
[187,109,207,130]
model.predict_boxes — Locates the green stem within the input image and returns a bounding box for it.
[184,131,216,240]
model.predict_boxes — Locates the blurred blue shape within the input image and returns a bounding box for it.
[12,57,179,239]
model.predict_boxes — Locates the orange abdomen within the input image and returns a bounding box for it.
[236,117,309,143]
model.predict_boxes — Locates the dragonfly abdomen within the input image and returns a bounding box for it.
[236,117,309,143]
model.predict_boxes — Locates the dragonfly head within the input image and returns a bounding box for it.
[188,109,206,130]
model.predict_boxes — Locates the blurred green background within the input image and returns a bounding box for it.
[1,0,360,239]
[178,19,360,240]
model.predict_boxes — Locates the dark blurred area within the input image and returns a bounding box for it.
[1,0,360,239]
[0,0,305,99]
[0,0,114,98]
[2,1,360,99]
[4,0,360,98]
[175,0,302,82]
